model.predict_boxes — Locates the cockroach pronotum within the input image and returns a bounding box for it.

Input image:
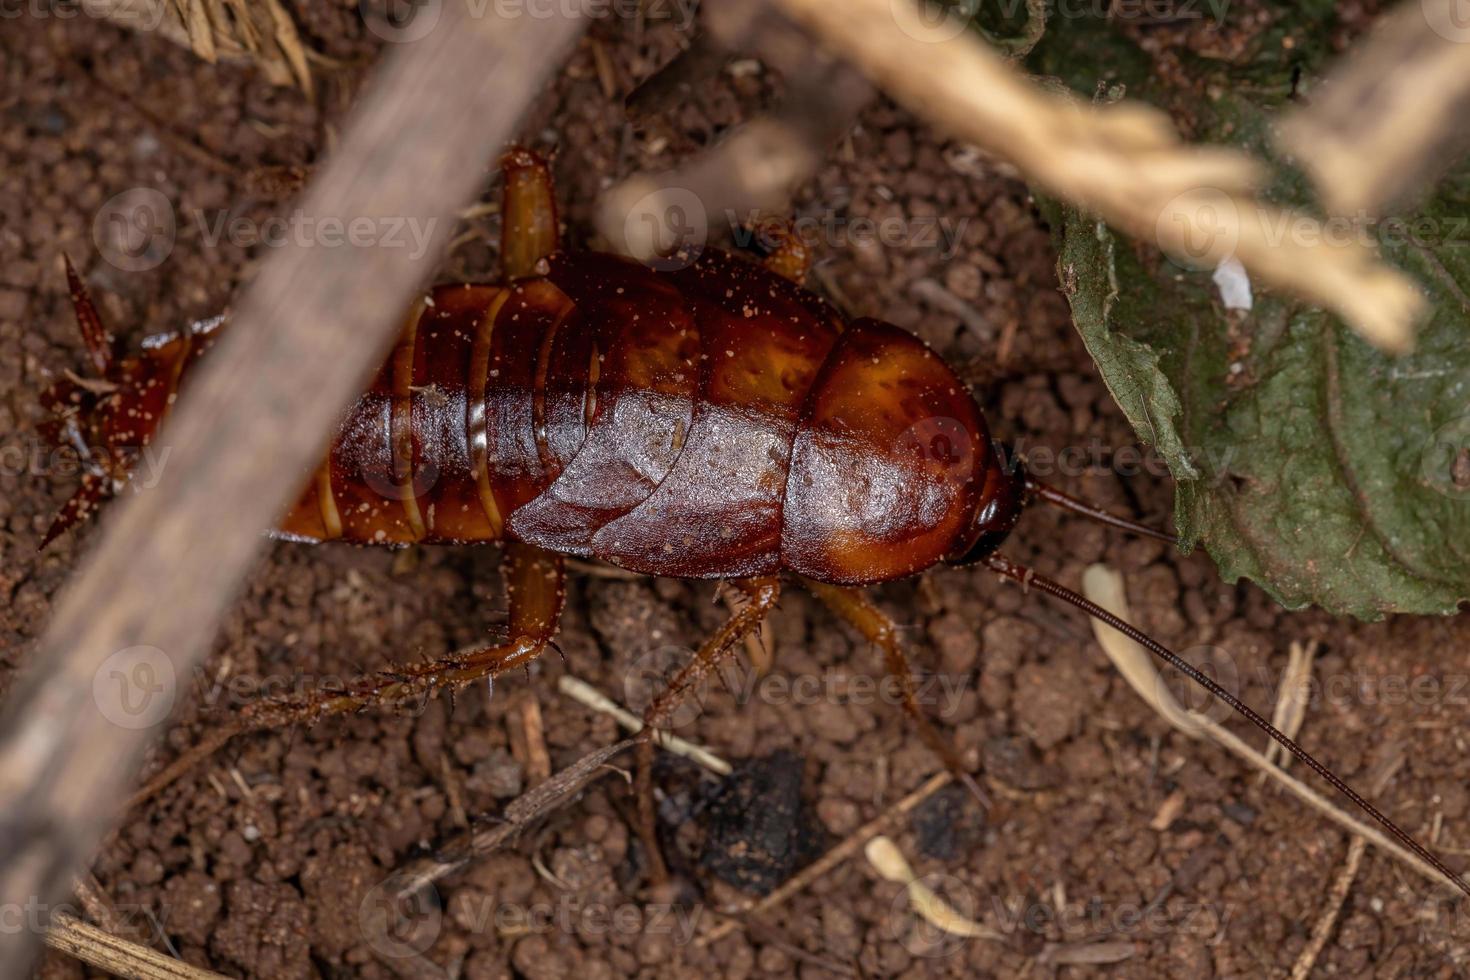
[40,148,1470,898]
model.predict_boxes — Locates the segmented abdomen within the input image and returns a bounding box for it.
[105,248,995,583]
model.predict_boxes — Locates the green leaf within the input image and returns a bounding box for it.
[1029,8,1470,618]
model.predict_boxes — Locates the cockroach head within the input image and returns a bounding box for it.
[946,451,1026,567]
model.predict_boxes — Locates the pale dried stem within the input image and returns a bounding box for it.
[1081,564,1466,895]
[769,0,1425,353]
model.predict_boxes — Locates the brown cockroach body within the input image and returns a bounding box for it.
[42,151,1470,898]
[49,239,1018,585]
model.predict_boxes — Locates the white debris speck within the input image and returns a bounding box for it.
[1212,257,1253,311]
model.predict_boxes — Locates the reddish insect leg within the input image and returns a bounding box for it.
[635,576,782,883]
[802,579,987,807]
[500,148,560,280]
[129,543,565,808]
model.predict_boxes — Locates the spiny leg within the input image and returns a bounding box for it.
[499,147,561,280]
[128,543,565,809]
[635,576,781,883]
[802,579,988,807]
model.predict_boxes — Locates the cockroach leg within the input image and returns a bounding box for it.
[500,147,561,280]
[635,576,781,884]
[127,544,565,810]
[802,578,989,809]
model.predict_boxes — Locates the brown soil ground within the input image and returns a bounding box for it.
[4,6,1470,979]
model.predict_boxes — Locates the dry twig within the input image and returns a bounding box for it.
[1279,0,1470,215]
[557,675,732,775]
[0,6,589,972]
[865,835,1003,940]
[44,911,224,980]
[394,738,637,894]
[1287,836,1367,980]
[768,0,1425,353]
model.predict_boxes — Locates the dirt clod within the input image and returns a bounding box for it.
[697,751,825,896]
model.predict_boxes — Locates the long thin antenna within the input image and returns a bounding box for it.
[1025,475,1177,546]
[983,551,1470,899]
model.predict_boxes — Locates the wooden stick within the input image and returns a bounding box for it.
[0,4,588,972]
[44,912,225,980]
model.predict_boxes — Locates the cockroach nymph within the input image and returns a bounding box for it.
[41,148,1470,896]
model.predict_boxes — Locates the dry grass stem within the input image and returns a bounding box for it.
[556,675,733,775]
[394,738,638,895]
[1080,563,1467,895]
[80,0,313,92]
[865,835,1004,940]
[44,911,225,980]
[771,0,1424,353]
[1288,836,1368,980]
[1261,639,1319,776]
